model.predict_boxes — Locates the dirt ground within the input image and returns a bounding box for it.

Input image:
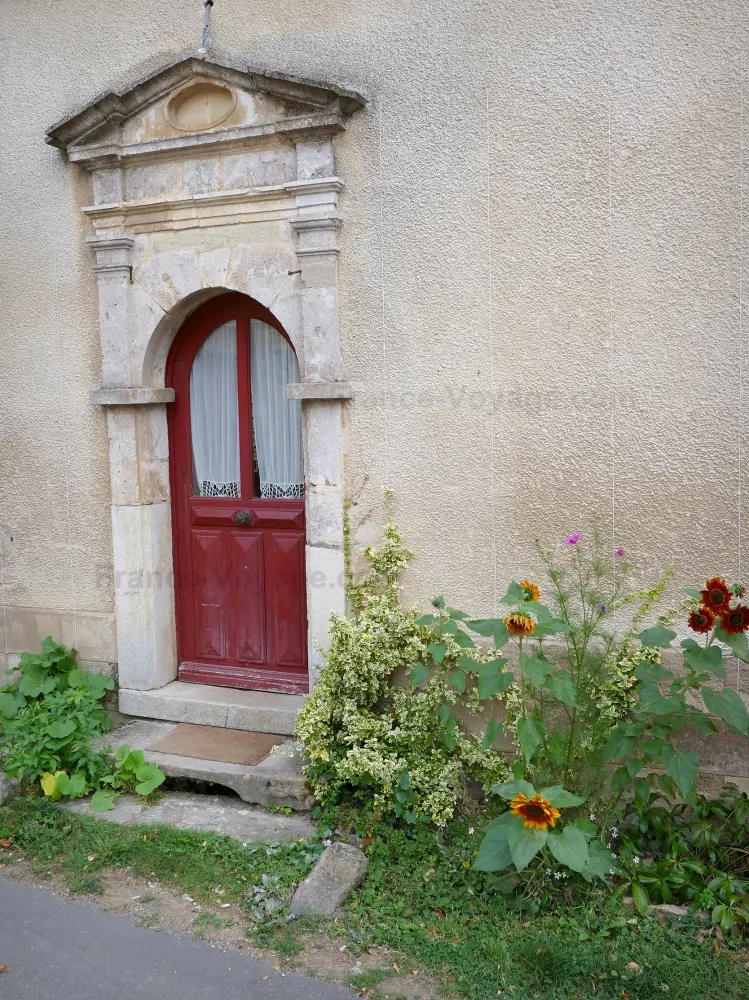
[0,851,435,1000]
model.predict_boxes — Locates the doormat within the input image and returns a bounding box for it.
[146,724,285,766]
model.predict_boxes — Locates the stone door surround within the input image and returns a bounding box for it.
[48,55,365,696]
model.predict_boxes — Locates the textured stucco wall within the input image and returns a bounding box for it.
[1,1,748,673]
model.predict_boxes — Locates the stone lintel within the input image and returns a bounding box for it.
[90,388,176,406]
[287,381,352,400]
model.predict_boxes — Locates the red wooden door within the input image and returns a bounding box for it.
[167,293,308,694]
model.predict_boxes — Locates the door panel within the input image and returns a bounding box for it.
[190,531,226,660]
[167,293,308,694]
[264,532,306,667]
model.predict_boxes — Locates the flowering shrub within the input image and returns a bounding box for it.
[295,522,508,825]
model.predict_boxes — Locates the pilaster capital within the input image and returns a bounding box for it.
[86,233,135,277]
[290,216,341,257]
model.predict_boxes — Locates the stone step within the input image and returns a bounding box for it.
[64,790,317,842]
[102,720,314,811]
[118,681,304,736]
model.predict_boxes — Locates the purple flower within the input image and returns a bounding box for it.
[565,532,582,546]
[598,602,609,614]
[615,547,624,557]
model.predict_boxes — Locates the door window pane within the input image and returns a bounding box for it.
[190,320,241,497]
[250,321,304,499]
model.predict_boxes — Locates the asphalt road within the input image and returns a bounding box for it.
[0,877,352,1000]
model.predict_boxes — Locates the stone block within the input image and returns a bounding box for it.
[125,162,182,201]
[290,842,368,916]
[199,248,231,289]
[184,158,221,196]
[105,404,171,506]
[305,485,344,548]
[296,140,335,181]
[304,402,343,486]
[0,773,20,805]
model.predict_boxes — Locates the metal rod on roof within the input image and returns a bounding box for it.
[198,1,214,59]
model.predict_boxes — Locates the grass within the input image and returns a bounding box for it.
[1,796,748,1000]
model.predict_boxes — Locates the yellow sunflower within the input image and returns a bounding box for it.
[504,613,535,637]
[509,792,561,831]
[519,580,541,601]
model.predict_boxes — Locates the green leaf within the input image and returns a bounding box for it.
[715,625,749,663]
[85,673,115,699]
[46,719,77,739]
[135,763,165,796]
[534,618,575,637]
[703,686,749,736]
[416,614,439,626]
[631,882,650,916]
[634,777,650,809]
[67,772,88,799]
[90,789,117,813]
[481,718,504,750]
[585,840,617,881]
[520,651,551,688]
[427,642,446,665]
[545,669,579,707]
[124,749,147,771]
[634,627,676,648]
[66,668,88,688]
[446,669,467,693]
[409,663,430,685]
[445,607,469,621]
[547,825,590,875]
[473,826,512,872]
[493,779,535,799]
[681,641,726,678]
[604,726,636,761]
[517,717,545,764]
[114,744,132,764]
[18,663,51,698]
[466,619,510,648]
[0,692,18,719]
[452,630,475,649]
[476,660,513,699]
[499,581,526,605]
[538,785,586,808]
[611,767,631,795]
[683,588,703,600]
[507,818,547,871]
[626,757,643,778]
[661,745,699,801]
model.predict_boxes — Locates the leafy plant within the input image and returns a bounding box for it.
[91,744,166,812]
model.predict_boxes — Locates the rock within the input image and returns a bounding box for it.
[650,903,691,921]
[0,773,19,805]
[290,842,368,916]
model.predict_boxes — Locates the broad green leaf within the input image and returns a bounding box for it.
[114,743,132,764]
[66,668,88,688]
[683,588,703,600]
[626,757,643,778]
[572,817,598,838]
[447,669,467,693]
[507,818,547,871]
[547,825,590,874]
[499,581,526,605]
[18,663,50,698]
[466,619,510,648]
[611,766,631,795]
[67,772,88,798]
[427,642,446,665]
[0,692,18,719]
[520,651,551,688]
[517,717,545,764]
[703,686,749,736]
[534,618,575,637]
[438,704,452,725]
[634,777,650,809]
[477,661,513,699]
[631,882,650,916]
[545,732,567,765]
[493,779,535,799]
[715,625,749,663]
[473,826,512,871]
[90,789,117,813]
[445,606,470,621]
[681,641,726,678]
[135,763,165,796]
[634,661,673,683]
[481,718,504,750]
[545,669,579,707]
[46,718,76,740]
[409,663,430,685]
[661,745,699,801]
[85,673,115,699]
[123,749,146,771]
[452,630,475,649]
[585,839,617,881]
[538,785,586,808]
[659,773,677,798]
[484,811,516,832]
[40,771,67,800]
[416,614,439,626]
[604,726,636,761]
[634,627,676,648]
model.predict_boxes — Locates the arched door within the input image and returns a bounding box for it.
[167,293,307,694]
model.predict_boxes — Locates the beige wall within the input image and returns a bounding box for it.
[1,1,748,669]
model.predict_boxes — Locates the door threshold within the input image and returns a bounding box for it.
[118,680,304,736]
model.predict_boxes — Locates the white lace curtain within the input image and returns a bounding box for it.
[250,320,304,499]
[190,321,241,498]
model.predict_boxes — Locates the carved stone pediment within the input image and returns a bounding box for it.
[46,56,366,168]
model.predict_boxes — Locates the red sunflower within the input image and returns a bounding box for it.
[699,577,732,613]
[720,604,749,635]
[688,607,715,634]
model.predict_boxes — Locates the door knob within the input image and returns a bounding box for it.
[233,510,252,526]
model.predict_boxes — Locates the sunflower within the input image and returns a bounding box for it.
[519,580,541,602]
[504,613,535,637]
[700,577,732,612]
[720,604,749,635]
[688,607,715,633]
[509,792,561,832]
